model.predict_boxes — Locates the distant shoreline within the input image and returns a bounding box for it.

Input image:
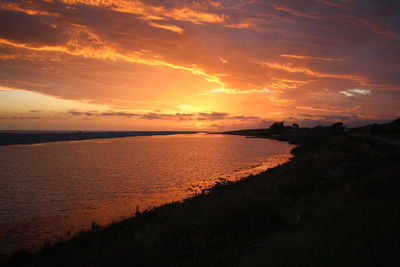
[0,131,198,146]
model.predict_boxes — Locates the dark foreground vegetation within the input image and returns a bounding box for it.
[0,131,197,146]
[2,119,400,266]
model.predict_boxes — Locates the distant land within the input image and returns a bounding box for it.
[0,131,198,146]
[222,118,400,147]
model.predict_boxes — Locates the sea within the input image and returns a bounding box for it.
[0,133,294,255]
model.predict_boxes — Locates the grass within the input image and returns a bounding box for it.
[2,131,400,266]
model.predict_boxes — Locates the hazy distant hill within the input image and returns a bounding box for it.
[0,131,197,146]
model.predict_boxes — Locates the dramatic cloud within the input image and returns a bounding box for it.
[0,0,399,130]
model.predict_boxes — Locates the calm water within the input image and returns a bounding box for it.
[0,134,294,254]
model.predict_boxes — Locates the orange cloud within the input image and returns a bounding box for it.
[262,62,365,83]
[272,4,319,19]
[0,31,226,89]
[207,88,273,94]
[0,2,59,17]
[61,0,225,24]
[269,78,309,90]
[280,54,341,61]
[148,22,184,34]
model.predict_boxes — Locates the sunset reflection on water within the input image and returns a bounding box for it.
[0,134,294,254]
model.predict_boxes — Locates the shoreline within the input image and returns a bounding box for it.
[0,131,198,146]
[2,129,400,266]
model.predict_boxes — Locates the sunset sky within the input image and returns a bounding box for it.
[0,0,399,130]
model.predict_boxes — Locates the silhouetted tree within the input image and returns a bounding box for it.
[269,122,286,134]
[292,123,299,129]
[331,122,345,133]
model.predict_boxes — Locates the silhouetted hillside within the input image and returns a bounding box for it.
[351,118,400,136]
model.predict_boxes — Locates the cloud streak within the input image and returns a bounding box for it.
[67,109,262,122]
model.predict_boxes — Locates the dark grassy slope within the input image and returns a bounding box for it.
[3,130,400,266]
